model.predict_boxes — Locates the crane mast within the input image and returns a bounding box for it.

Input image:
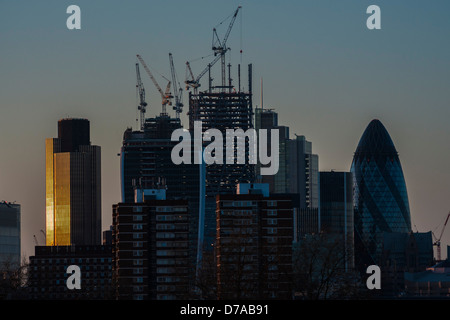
[137,54,172,115]
[135,62,147,130]
[212,5,241,88]
[185,6,241,92]
[433,211,450,261]
[169,53,183,119]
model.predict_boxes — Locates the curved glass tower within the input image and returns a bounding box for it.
[351,119,411,267]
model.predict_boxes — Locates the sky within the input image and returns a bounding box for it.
[1,0,450,260]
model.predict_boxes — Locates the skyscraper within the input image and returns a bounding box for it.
[254,107,319,209]
[351,119,411,268]
[188,64,255,250]
[45,118,101,246]
[0,201,21,267]
[120,114,199,275]
[288,135,319,209]
[254,107,290,194]
[319,171,354,270]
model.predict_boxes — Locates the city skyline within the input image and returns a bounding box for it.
[1,0,450,261]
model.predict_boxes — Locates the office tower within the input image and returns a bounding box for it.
[216,183,294,299]
[188,64,255,250]
[254,108,319,209]
[295,208,319,237]
[351,119,411,269]
[319,171,354,270]
[120,114,199,276]
[0,201,21,267]
[112,187,190,300]
[288,135,319,209]
[254,107,290,194]
[120,115,190,203]
[28,245,113,300]
[46,118,101,246]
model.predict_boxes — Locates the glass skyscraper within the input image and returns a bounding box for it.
[0,202,20,267]
[351,119,411,268]
[45,118,102,246]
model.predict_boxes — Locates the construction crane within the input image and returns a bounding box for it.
[212,5,241,88]
[34,229,46,246]
[135,62,148,130]
[185,6,241,92]
[185,55,221,93]
[136,54,172,115]
[169,53,183,119]
[432,211,450,261]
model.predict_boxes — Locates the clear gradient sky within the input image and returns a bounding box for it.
[1,0,450,260]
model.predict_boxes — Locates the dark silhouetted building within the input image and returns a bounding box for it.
[112,188,190,300]
[288,135,319,209]
[380,231,433,297]
[188,64,255,251]
[319,171,354,270]
[216,183,294,299]
[28,245,113,300]
[45,118,101,246]
[254,107,290,195]
[103,226,113,245]
[0,201,21,268]
[404,260,450,297]
[295,208,319,238]
[254,108,319,209]
[351,119,411,269]
[120,115,199,276]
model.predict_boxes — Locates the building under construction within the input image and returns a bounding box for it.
[187,63,256,250]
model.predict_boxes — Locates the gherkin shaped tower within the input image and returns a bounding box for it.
[351,119,411,268]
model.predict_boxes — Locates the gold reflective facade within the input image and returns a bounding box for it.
[45,119,102,246]
[46,138,71,246]
[45,139,55,246]
[53,153,71,245]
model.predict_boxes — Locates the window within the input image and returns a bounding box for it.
[133,224,143,230]
[267,237,277,243]
[156,232,175,239]
[133,259,143,266]
[133,215,143,221]
[133,250,144,257]
[134,277,144,283]
[133,286,143,292]
[157,207,173,212]
[157,224,175,230]
[267,201,277,207]
[133,268,143,275]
